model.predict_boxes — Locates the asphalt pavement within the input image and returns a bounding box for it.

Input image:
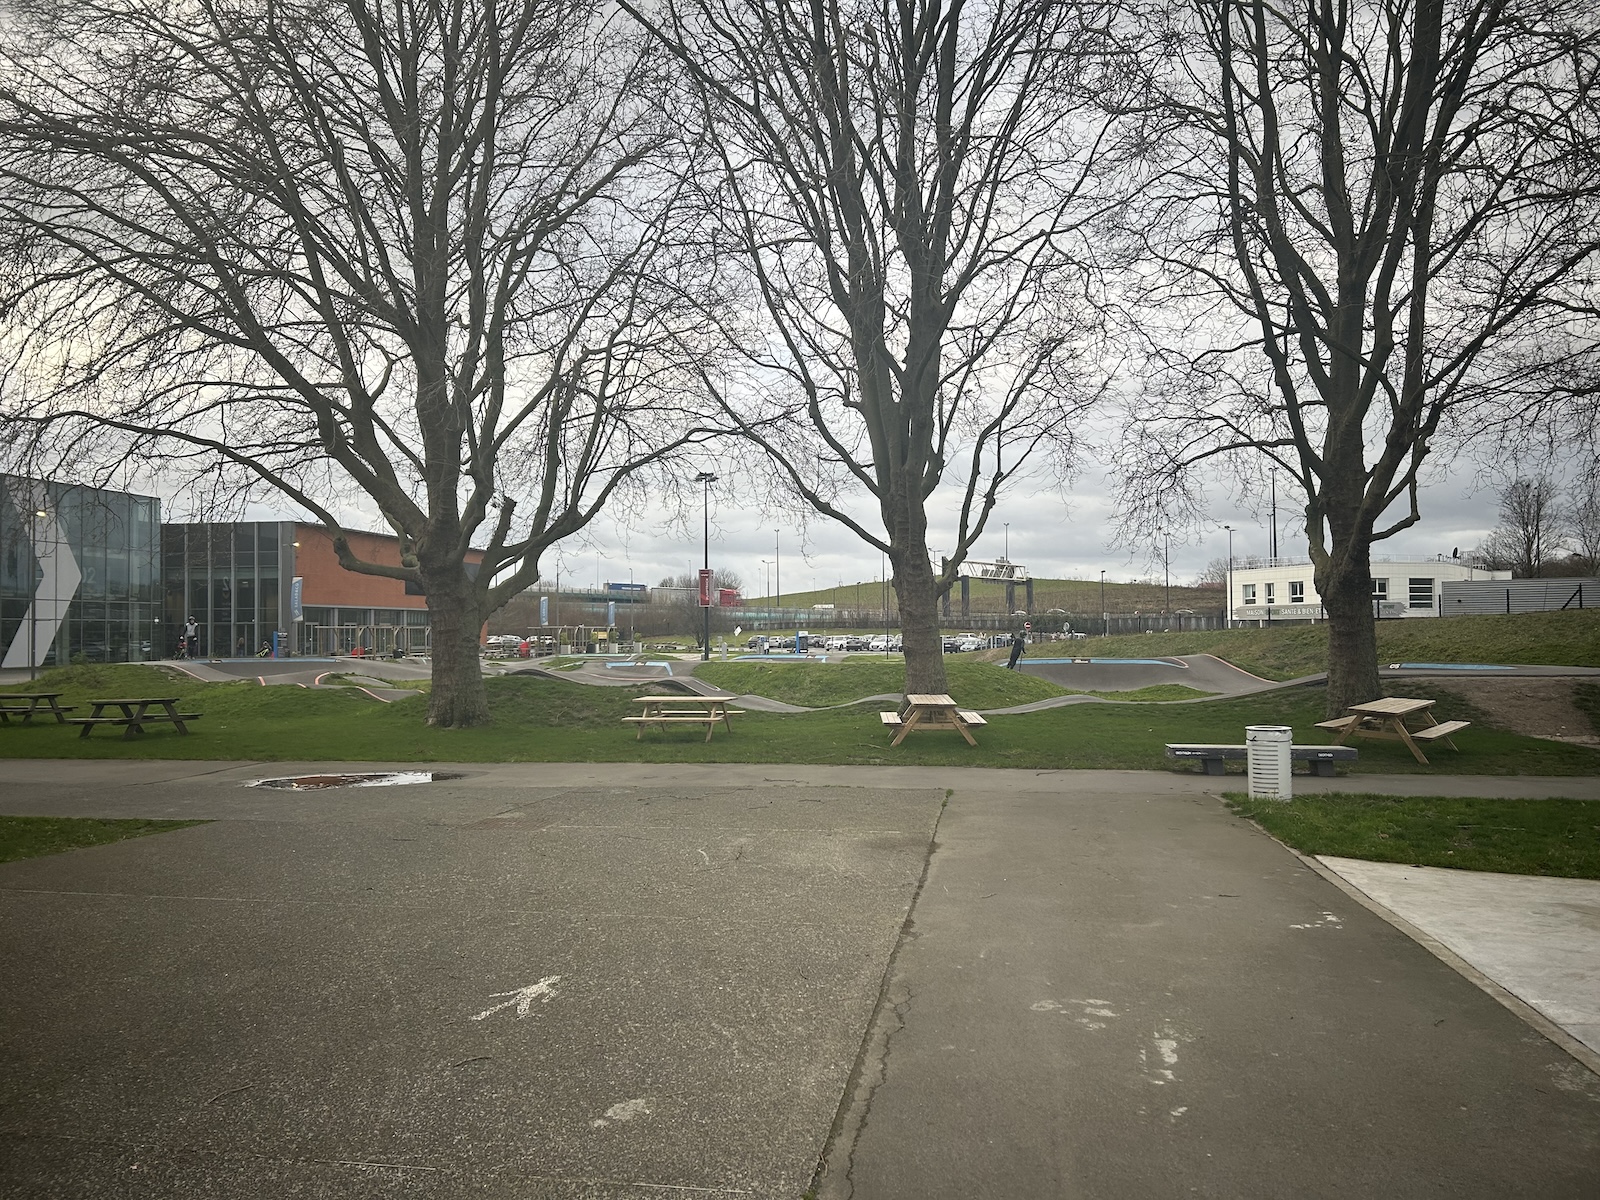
[2,761,1597,1198]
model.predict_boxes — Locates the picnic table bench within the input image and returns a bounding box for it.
[880,694,986,746]
[1315,696,1469,765]
[623,694,744,742]
[1165,743,1359,776]
[65,698,203,740]
[0,692,76,724]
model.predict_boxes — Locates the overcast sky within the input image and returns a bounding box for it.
[212,411,1569,598]
[506,452,1518,598]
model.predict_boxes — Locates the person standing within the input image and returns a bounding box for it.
[1006,627,1027,670]
[183,615,199,660]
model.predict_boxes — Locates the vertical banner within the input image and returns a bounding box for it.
[607,600,616,627]
[290,577,304,622]
[540,595,549,626]
[698,568,714,607]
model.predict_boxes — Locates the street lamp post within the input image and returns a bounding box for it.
[1162,529,1170,624]
[29,507,47,680]
[774,531,780,611]
[1003,522,1009,560]
[1100,569,1107,637]
[697,472,717,661]
[1223,524,1235,629]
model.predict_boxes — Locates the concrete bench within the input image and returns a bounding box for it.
[1164,743,1359,777]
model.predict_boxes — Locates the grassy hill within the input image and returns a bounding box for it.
[748,576,1223,615]
[1082,609,1600,680]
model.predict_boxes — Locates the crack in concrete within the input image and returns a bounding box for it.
[809,803,947,1200]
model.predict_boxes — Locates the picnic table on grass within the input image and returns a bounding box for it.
[880,693,987,747]
[623,694,744,742]
[66,698,203,740]
[0,692,75,724]
[1315,696,1469,765]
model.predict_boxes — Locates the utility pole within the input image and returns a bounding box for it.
[1163,529,1170,623]
[1223,525,1235,629]
[1270,473,1278,560]
[696,472,716,661]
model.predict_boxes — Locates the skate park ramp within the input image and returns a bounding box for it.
[1017,653,1272,695]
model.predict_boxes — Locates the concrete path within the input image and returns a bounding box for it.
[1316,857,1600,1061]
[818,779,1600,1199]
[2,762,1598,1198]
[0,765,941,1197]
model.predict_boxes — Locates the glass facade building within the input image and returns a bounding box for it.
[160,522,296,658]
[1,476,161,667]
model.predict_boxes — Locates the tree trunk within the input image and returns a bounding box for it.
[1316,544,1381,717]
[894,548,949,699]
[422,568,491,728]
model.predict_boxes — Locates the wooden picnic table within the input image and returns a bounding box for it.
[880,693,988,747]
[66,697,203,740]
[1316,696,1469,765]
[0,691,75,724]
[623,694,745,742]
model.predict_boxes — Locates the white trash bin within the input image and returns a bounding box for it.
[1245,725,1293,800]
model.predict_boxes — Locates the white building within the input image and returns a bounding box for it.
[1227,557,1511,624]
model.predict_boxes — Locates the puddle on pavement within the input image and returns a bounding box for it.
[248,771,463,790]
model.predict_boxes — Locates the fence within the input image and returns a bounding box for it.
[1439,578,1597,616]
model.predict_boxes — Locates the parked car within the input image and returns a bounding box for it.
[957,637,984,652]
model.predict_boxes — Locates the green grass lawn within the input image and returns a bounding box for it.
[1227,793,1600,880]
[693,658,1217,707]
[0,815,206,865]
[1084,609,1600,680]
[4,663,1596,774]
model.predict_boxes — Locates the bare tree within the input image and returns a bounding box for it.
[617,0,1137,696]
[0,0,719,725]
[1114,0,1600,712]
[1566,466,1600,576]
[1477,477,1567,578]
[1191,558,1228,589]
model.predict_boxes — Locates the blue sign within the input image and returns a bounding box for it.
[540,595,549,626]
[290,577,303,622]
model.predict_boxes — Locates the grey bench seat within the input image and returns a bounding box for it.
[1164,743,1359,776]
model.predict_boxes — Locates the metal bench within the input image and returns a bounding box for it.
[1164,743,1359,776]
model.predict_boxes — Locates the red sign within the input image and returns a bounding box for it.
[698,568,714,607]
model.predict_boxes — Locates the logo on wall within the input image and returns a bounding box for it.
[290,576,303,622]
[0,489,82,671]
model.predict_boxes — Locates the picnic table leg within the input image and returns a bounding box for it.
[1416,710,1461,752]
[890,711,918,747]
[953,718,977,747]
[1392,718,1430,765]
[1329,715,1360,744]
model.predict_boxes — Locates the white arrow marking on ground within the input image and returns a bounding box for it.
[469,975,562,1021]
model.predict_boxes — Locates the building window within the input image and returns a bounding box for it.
[1264,582,1276,605]
[1242,584,1257,605]
[1408,578,1434,609]
[1289,581,1305,604]
[1372,578,1389,600]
